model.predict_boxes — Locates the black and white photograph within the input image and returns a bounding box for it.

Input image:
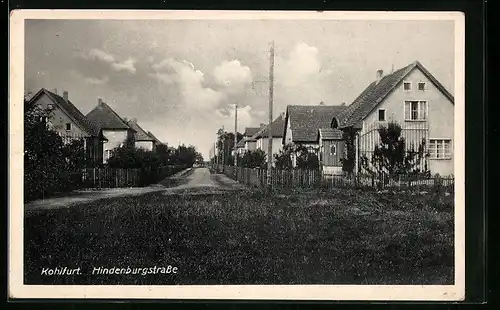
[9,10,465,300]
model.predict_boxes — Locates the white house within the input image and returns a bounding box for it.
[333,60,455,176]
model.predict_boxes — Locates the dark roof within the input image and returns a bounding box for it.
[317,128,343,141]
[126,120,154,141]
[32,88,100,136]
[235,139,246,149]
[85,101,132,131]
[244,127,260,137]
[147,131,162,144]
[254,114,286,139]
[336,60,455,129]
[284,105,346,143]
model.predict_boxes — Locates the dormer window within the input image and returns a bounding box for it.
[418,82,426,91]
[403,82,412,91]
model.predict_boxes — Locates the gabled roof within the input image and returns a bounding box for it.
[336,60,455,129]
[86,101,132,131]
[30,88,100,136]
[283,104,346,144]
[317,128,343,141]
[244,127,260,137]
[236,139,246,148]
[253,114,286,139]
[126,120,154,141]
[147,131,162,144]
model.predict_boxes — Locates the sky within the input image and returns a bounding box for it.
[24,19,455,159]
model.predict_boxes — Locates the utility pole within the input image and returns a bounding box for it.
[267,41,275,189]
[234,103,238,168]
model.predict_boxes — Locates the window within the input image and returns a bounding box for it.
[378,109,386,121]
[65,123,72,131]
[429,139,452,159]
[404,101,427,121]
[418,82,426,91]
[330,145,337,156]
[104,150,111,161]
[403,82,412,91]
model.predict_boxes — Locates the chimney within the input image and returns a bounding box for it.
[341,102,346,106]
[319,101,325,106]
[98,98,103,105]
[376,69,384,84]
[123,117,128,123]
[63,90,68,101]
[132,118,137,123]
[53,88,58,95]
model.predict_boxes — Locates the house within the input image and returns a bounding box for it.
[243,126,260,152]
[234,139,247,155]
[85,99,136,163]
[317,128,345,175]
[282,104,346,167]
[147,131,163,146]
[27,88,104,165]
[124,118,156,151]
[332,61,455,176]
[253,114,286,159]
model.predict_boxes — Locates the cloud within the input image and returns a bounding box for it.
[213,60,252,95]
[111,58,137,74]
[81,49,136,74]
[87,49,115,63]
[84,76,109,85]
[276,42,321,88]
[151,58,224,110]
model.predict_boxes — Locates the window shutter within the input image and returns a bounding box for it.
[419,101,427,120]
[404,102,410,120]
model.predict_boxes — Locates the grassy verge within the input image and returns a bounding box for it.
[24,188,453,285]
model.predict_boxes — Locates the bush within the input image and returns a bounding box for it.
[240,149,266,168]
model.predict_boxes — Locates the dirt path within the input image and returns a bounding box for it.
[24,168,245,210]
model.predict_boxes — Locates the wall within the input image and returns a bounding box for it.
[246,141,256,151]
[361,67,454,175]
[256,137,283,157]
[284,117,293,145]
[135,141,154,151]
[102,129,130,163]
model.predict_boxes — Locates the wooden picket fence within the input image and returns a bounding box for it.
[75,165,188,189]
[219,165,454,192]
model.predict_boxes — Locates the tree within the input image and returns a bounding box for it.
[340,128,357,174]
[240,149,266,168]
[295,144,320,170]
[24,96,72,200]
[361,121,429,178]
[274,144,294,169]
[274,143,319,170]
[216,130,243,165]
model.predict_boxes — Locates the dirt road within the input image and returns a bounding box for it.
[25,168,244,210]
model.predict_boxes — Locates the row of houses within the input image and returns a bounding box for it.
[229,60,454,176]
[28,88,164,165]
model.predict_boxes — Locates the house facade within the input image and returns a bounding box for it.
[282,104,346,167]
[253,114,285,161]
[242,127,260,152]
[28,88,104,166]
[334,61,454,176]
[86,99,136,163]
[125,118,156,151]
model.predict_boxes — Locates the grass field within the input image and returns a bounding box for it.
[24,188,454,285]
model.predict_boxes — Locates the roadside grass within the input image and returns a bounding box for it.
[24,188,454,285]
